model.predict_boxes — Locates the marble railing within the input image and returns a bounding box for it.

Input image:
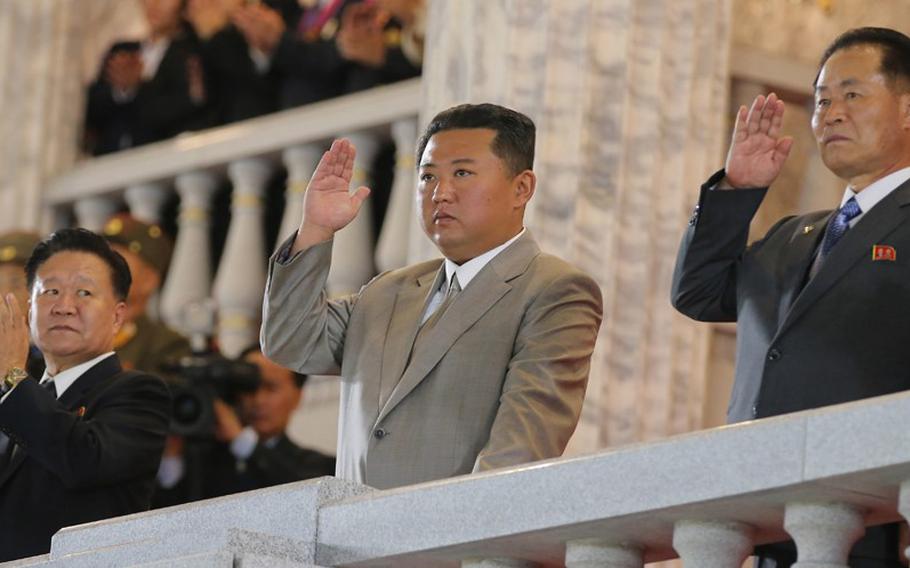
[46,78,422,356]
[8,389,910,567]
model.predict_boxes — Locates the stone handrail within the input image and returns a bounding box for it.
[12,389,910,567]
[46,78,422,204]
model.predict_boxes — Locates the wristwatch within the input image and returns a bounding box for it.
[1,367,28,394]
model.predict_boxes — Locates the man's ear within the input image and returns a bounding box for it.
[513,170,536,207]
[112,301,127,333]
[901,92,910,130]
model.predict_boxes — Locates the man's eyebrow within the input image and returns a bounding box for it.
[419,158,478,169]
[815,78,860,92]
[39,275,96,286]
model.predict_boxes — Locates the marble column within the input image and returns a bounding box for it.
[213,158,271,358]
[565,538,643,568]
[328,131,379,295]
[672,520,752,568]
[277,144,324,250]
[161,171,217,342]
[783,502,864,568]
[375,118,418,272]
[74,196,120,232]
[125,182,170,225]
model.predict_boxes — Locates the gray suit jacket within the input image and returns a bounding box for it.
[261,231,603,489]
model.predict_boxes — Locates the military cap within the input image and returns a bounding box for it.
[102,214,173,275]
[0,231,41,266]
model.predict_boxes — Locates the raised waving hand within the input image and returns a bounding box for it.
[291,139,372,254]
[722,93,794,189]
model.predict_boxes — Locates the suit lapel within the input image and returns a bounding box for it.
[377,266,443,408]
[779,181,910,337]
[58,354,122,410]
[374,233,541,424]
[776,211,831,321]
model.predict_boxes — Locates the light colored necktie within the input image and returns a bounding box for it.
[418,273,462,338]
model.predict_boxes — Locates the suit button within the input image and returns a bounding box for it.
[373,428,387,440]
[767,348,781,361]
[751,405,759,418]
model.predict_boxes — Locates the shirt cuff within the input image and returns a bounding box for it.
[157,455,185,489]
[248,48,272,74]
[111,87,137,102]
[230,426,259,460]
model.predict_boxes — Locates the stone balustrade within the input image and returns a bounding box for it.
[6,389,910,567]
[45,78,422,353]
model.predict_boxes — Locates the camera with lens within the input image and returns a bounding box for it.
[165,353,260,438]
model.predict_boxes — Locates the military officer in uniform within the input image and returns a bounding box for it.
[102,214,191,374]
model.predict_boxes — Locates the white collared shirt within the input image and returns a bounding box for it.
[140,37,170,80]
[840,166,910,227]
[40,352,116,399]
[421,229,526,324]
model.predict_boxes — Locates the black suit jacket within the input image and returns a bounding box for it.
[672,169,910,564]
[85,35,213,155]
[0,355,171,562]
[152,434,334,508]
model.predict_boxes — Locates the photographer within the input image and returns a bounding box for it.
[154,346,334,506]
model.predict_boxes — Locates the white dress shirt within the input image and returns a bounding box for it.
[421,228,527,324]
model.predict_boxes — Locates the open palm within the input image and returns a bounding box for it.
[294,139,371,251]
[725,93,794,189]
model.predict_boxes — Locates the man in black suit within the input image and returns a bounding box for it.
[0,229,171,562]
[672,27,910,567]
[84,0,212,155]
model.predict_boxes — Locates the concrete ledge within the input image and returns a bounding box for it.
[46,477,370,566]
[315,391,910,566]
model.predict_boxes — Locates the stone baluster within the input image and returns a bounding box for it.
[462,558,534,568]
[375,118,417,272]
[673,520,752,568]
[74,197,120,232]
[329,131,379,295]
[565,538,643,568]
[783,502,864,568]
[160,171,218,340]
[124,182,169,225]
[213,158,271,358]
[277,144,323,250]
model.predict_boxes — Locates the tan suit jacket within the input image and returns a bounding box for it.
[261,231,602,489]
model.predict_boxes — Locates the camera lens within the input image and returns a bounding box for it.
[173,391,203,426]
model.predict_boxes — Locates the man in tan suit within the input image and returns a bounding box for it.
[261,103,603,489]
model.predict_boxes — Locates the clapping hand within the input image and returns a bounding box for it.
[722,93,794,189]
[291,139,372,254]
[0,294,29,378]
[233,4,285,54]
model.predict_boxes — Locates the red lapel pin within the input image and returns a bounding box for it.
[872,244,897,262]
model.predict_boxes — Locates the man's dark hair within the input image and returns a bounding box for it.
[816,27,910,90]
[238,344,308,388]
[416,103,536,176]
[25,228,132,301]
